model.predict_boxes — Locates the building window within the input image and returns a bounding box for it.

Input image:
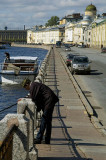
[61,32,64,36]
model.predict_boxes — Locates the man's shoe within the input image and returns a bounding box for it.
[45,141,50,144]
[41,140,50,144]
[45,138,50,144]
[34,139,41,144]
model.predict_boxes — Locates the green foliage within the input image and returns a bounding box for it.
[45,16,60,27]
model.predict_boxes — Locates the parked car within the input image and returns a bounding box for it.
[69,44,74,47]
[65,47,71,51]
[65,44,74,47]
[66,54,77,67]
[78,44,86,48]
[101,47,106,53]
[64,44,70,48]
[56,41,61,48]
[71,56,91,75]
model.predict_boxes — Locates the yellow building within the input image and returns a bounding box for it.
[65,4,96,45]
[27,25,65,44]
[59,18,67,25]
[65,23,74,43]
[91,19,106,48]
[27,30,35,44]
[27,3,106,48]
[60,14,83,25]
[73,23,84,45]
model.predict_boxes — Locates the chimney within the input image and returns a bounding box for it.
[24,25,25,30]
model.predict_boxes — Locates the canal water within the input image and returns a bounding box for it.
[0,46,48,120]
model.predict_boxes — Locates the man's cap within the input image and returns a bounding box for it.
[21,78,31,87]
[5,52,9,55]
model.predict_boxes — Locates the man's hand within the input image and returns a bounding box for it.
[17,98,22,102]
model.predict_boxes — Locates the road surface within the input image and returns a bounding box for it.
[60,46,106,128]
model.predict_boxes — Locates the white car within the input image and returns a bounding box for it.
[71,56,91,75]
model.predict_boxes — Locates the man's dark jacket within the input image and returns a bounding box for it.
[29,82,59,112]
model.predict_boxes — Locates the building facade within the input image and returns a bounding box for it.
[64,3,98,46]
[65,23,74,43]
[27,3,106,48]
[0,30,27,43]
[91,19,106,48]
[59,13,83,25]
[27,25,65,44]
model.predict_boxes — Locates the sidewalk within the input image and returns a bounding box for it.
[36,47,106,160]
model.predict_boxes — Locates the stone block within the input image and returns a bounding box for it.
[0,114,29,160]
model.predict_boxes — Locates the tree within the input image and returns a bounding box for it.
[45,16,59,27]
[4,26,8,30]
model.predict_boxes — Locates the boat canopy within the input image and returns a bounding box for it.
[5,56,38,63]
[10,56,38,60]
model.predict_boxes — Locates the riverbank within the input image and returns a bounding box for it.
[11,43,51,50]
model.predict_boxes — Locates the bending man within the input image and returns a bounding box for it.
[21,78,59,144]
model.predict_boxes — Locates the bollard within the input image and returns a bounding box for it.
[25,98,38,160]
[38,71,45,83]
[17,98,37,149]
[17,99,38,160]
[35,75,43,83]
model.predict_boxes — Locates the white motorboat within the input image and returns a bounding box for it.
[0,56,39,84]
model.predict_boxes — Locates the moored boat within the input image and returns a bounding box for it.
[0,56,39,84]
[0,45,6,49]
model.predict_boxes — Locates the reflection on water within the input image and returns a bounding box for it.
[0,46,48,120]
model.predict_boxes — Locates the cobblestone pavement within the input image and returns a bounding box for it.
[36,47,106,160]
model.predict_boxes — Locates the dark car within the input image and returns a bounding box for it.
[56,41,61,48]
[69,44,74,47]
[64,44,70,48]
[101,47,106,53]
[64,44,72,51]
[66,54,77,67]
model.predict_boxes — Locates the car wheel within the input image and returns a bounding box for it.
[87,71,90,75]
[71,69,74,75]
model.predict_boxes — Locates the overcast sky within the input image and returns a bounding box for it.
[0,0,105,30]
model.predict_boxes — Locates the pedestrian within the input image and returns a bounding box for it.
[21,78,59,144]
[4,52,10,61]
